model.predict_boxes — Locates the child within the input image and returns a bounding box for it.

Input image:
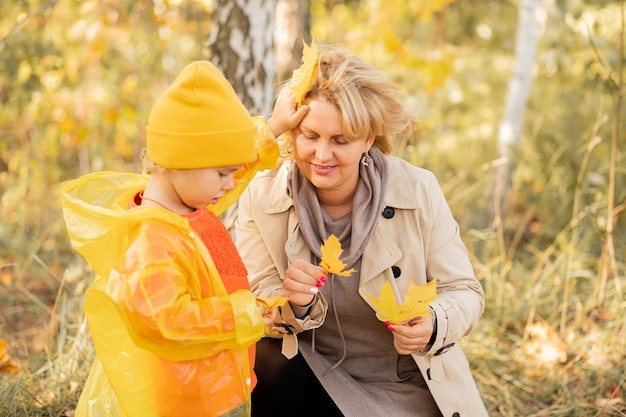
[61,61,306,417]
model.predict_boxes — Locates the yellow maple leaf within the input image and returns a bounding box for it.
[365,279,438,323]
[256,296,289,311]
[319,234,356,277]
[289,39,318,106]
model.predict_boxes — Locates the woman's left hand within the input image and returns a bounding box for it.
[387,316,434,355]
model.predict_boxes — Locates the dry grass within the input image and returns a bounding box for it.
[1,257,93,417]
[464,207,626,416]
[2,212,624,416]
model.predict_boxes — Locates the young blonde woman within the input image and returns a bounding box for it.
[236,45,489,417]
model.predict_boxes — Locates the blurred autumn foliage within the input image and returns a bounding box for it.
[0,0,625,415]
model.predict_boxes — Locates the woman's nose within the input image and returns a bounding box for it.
[315,141,332,161]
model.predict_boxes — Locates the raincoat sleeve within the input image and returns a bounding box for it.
[209,116,279,216]
[106,219,266,361]
[59,172,268,360]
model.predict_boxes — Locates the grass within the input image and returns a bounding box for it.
[1,255,93,417]
[1,0,624,414]
[2,209,624,416]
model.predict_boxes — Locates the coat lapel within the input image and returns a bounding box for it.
[359,224,402,290]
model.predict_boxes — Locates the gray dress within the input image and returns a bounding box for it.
[297,214,443,417]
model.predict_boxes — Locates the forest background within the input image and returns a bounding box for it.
[0,0,624,416]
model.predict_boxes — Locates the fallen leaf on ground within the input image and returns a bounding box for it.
[0,339,21,373]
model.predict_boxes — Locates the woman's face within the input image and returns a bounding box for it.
[293,97,374,200]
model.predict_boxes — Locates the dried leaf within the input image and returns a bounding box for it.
[365,279,438,323]
[522,321,568,365]
[0,339,21,373]
[289,39,318,106]
[0,262,16,286]
[319,234,356,277]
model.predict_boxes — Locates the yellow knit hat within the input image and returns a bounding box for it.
[145,61,257,169]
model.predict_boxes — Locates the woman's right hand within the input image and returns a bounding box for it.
[277,259,327,307]
[266,86,309,138]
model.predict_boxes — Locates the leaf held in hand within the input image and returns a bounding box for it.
[319,234,356,277]
[289,39,318,106]
[365,279,438,323]
[256,296,289,311]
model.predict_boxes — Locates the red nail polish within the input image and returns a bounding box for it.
[315,281,323,288]
[387,325,395,331]
[384,321,390,326]
[320,276,328,282]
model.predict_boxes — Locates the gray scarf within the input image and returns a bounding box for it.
[287,146,388,268]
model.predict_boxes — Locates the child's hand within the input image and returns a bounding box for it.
[269,308,293,335]
[258,304,273,326]
[267,86,309,137]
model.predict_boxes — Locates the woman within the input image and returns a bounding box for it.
[235,46,488,417]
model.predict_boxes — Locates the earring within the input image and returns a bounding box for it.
[360,151,371,166]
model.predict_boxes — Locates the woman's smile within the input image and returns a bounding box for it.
[311,163,336,175]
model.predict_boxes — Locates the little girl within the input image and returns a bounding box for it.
[61,60,307,417]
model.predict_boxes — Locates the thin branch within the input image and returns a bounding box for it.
[0,0,60,46]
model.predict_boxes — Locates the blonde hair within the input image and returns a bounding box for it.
[140,148,167,175]
[280,47,415,159]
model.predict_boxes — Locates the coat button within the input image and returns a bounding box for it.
[452,413,460,417]
[382,206,395,219]
[391,266,401,278]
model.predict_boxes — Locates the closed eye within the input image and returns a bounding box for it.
[219,170,239,178]
[300,131,319,140]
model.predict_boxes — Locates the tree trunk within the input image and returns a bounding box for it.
[206,0,282,231]
[206,0,277,116]
[489,0,542,221]
[274,0,311,83]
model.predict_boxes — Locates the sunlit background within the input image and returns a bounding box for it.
[1,1,624,415]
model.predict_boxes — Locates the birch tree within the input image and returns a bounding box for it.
[490,0,543,220]
[206,0,277,116]
[274,0,311,83]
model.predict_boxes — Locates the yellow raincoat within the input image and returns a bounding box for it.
[62,118,278,417]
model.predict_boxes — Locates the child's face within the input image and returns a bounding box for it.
[167,165,243,210]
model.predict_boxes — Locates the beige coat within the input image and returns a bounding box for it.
[236,156,489,417]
